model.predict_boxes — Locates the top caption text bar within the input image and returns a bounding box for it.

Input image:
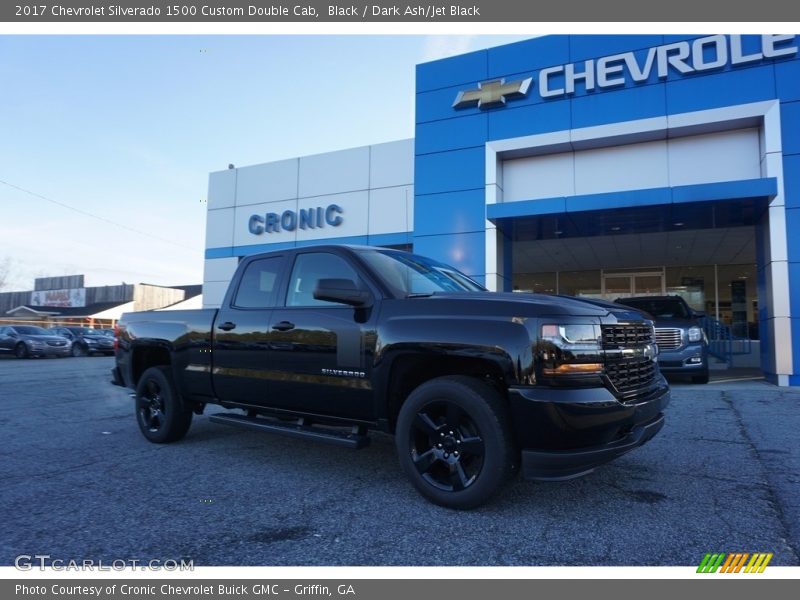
[4,0,800,22]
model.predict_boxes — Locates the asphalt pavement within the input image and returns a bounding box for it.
[1,356,798,566]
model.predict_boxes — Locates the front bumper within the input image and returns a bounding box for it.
[86,344,114,353]
[28,345,71,357]
[521,413,664,480]
[508,378,669,481]
[657,342,708,373]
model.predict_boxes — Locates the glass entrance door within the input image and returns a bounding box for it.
[603,275,633,298]
[634,274,664,295]
[602,270,665,299]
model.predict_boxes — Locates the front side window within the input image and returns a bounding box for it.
[233,256,283,308]
[286,253,360,307]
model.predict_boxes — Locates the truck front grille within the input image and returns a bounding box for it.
[601,323,654,349]
[605,357,658,398]
[601,323,658,398]
[655,328,682,351]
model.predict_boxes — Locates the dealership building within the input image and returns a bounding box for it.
[204,34,800,386]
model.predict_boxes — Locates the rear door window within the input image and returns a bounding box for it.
[233,257,284,308]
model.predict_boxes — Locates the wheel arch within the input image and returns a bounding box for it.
[382,351,512,434]
[130,342,173,387]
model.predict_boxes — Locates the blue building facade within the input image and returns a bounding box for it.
[204,34,799,386]
[412,34,800,386]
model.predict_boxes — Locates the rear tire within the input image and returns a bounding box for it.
[395,375,517,510]
[135,366,193,443]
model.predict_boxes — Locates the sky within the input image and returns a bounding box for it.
[0,34,530,291]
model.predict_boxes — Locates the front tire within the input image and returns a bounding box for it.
[15,343,29,359]
[135,366,193,443]
[71,343,86,357]
[395,375,517,510]
[692,368,710,384]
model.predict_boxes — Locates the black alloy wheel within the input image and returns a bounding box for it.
[409,400,485,493]
[139,378,166,433]
[135,366,193,443]
[396,375,517,509]
[15,343,29,359]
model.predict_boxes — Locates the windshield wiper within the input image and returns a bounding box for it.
[406,293,435,298]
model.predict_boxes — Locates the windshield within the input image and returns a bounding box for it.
[358,250,485,296]
[617,298,691,319]
[13,326,49,335]
[73,328,101,336]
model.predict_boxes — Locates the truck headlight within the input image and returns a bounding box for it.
[538,323,603,377]
[687,326,704,343]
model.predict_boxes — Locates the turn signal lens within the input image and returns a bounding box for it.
[542,363,603,376]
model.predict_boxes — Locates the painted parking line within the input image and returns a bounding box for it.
[708,376,766,384]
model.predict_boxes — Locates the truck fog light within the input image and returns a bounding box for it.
[687,356,703,364]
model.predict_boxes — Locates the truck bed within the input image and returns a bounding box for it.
[115,308,217,400]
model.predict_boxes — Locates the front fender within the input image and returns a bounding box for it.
[375,315,534,385]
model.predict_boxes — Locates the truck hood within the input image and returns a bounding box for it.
[413,291,646,320]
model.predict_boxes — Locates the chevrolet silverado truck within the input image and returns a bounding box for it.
[111,245,669,509]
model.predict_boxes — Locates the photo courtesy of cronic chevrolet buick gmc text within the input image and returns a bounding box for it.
[111,246,670,509]
[614,295,710,384]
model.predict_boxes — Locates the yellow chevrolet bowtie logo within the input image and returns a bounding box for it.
[452,77,533,109]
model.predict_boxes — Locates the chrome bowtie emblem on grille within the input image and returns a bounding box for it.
[452,77,533,109]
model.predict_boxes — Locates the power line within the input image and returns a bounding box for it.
[0,178,198,253]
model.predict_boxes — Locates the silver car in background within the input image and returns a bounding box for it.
[0,325,72,358]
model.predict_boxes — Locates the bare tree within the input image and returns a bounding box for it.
[0,257,15,291]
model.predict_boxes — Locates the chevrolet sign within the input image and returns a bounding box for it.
[453,35,797,107]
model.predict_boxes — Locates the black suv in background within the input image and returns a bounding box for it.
[50,326,115,357]
[614,295,709,384]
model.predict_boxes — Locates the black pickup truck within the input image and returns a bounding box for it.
[112,245,669,509]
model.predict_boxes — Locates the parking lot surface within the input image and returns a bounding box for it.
[1,356,799,566]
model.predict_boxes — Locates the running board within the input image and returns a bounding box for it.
[209,413,370,449]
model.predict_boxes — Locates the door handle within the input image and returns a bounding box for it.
[271,321,295,332]
[217,321,237,331]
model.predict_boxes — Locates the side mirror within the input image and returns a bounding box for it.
[314,278,372,307]
[9,332,18,338]
[693,310,706,318]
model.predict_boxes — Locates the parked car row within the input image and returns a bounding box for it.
[0,325,115,358]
